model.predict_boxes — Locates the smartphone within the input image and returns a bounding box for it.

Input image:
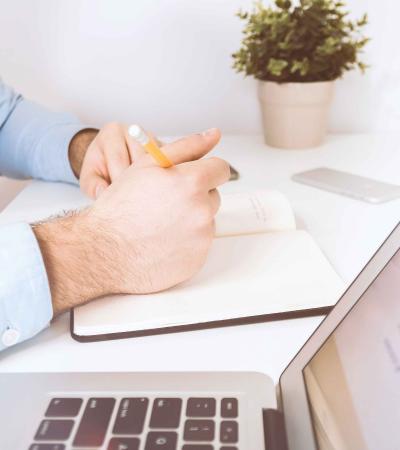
[292,167,400,204]
[229,165,240,181]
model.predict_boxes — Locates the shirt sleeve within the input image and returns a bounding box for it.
[0,222,53,350]
[0,80,87,184]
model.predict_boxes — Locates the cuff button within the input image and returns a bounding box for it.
[2,328,20,347]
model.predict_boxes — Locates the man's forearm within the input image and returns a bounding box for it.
[32,211,109,315]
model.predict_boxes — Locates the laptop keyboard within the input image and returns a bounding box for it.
[29,396,239,450]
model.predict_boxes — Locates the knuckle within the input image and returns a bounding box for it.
[223,161,231,179]
[104,121,121,133]
[188,171,206,194]
[158,171,186,198]
[208,156,221,163]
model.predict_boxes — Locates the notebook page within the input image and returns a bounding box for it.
[215,190,296,237]
[74,230,344,336]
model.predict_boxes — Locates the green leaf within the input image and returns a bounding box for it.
[267,58,289,76]
[290,58,310,76]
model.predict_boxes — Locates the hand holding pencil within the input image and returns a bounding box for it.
[83,127,230,295]
[78,121,224,198]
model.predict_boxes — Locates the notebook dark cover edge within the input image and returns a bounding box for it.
[70,306,332,343]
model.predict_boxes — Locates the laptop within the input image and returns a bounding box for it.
[1,223,399,450]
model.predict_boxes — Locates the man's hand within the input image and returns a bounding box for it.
[35,128,230,315]
[69,123,140,199]
[70,122,149,199]
[69,123,166,199]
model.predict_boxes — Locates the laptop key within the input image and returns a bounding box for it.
[34,420,74,441]
[145,431,178,450]
[221,399,238,418]
[182,446,214,450]
[113,397,148,434]
[73,397,116,447]
[108,436,140,450]
[220,447,238,450]
[184,420,215,441]
[186,398,216,417]
[29,445,66,450]
[149,398,182,428]
[45,398,83,417]
[220,421,238,443]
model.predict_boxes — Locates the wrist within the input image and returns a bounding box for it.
[68,128,98,178]
[32,210,110,315]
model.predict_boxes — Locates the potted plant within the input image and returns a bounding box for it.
[232,0,369,149]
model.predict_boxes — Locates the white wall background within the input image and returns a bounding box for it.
[0,0,399,135]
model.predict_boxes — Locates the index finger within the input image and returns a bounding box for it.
[163,128,221,165]
[135,128,221,168]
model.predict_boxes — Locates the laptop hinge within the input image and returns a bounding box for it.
[263,408,289,450]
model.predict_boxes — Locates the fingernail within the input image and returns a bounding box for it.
[95,185,106,199]
[202,127,218,137]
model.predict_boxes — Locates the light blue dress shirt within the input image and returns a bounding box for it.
[0,80,86,350]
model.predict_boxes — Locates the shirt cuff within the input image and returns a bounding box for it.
[34,123,86,185]
[0,222,53,350]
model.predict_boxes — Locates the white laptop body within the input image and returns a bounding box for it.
[1,222,398,449]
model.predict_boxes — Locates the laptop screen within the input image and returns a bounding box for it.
[303,248,400,450]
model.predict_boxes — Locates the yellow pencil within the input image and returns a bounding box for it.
[128,124,173,168]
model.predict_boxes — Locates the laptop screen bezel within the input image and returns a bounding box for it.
[278,222,400,450]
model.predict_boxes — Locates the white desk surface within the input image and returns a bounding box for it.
[0,133,399,382]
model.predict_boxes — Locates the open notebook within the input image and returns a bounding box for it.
[0,182,344,342]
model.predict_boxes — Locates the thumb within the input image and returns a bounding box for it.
[161,128,221,165]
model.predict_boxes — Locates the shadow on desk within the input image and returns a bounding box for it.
[0,177,29,212]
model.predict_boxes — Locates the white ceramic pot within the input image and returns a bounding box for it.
[258,80,335,149]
